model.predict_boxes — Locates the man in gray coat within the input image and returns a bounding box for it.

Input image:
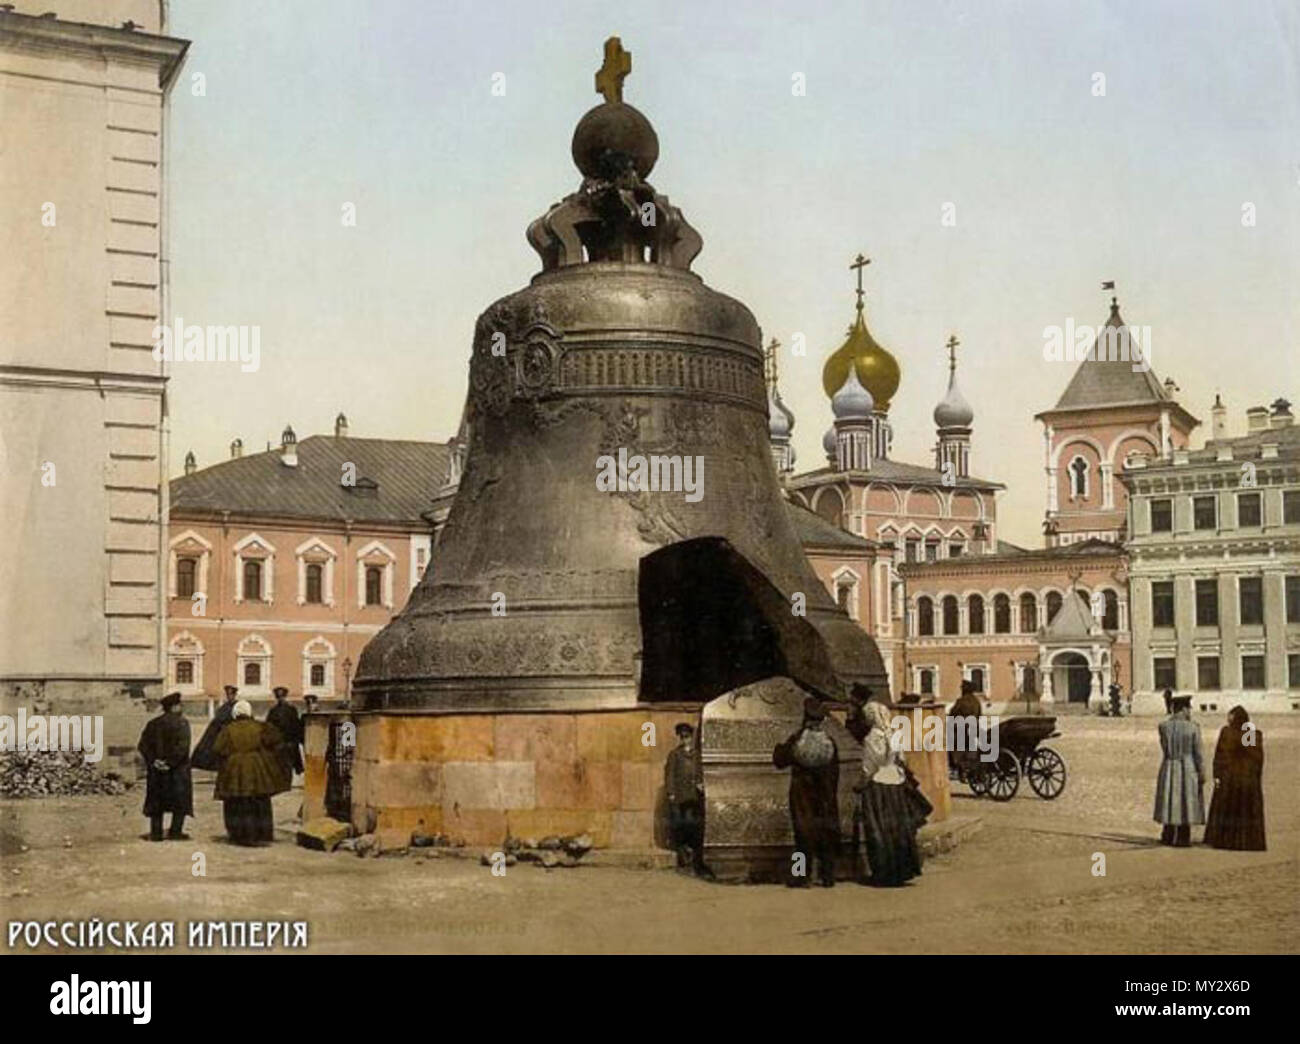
[1154,695,1205,846]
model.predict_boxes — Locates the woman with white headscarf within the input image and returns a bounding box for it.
[854,694,925,886]
[213,699,290,846]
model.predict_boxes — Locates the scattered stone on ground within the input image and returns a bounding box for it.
[0,752,129,798]
[296,817,353,852]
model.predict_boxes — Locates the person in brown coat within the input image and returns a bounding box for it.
[1204,705,1266,851]
[214,700,290,846]
[772,697,839,887]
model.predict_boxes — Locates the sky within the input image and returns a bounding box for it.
[165,0,1299,546]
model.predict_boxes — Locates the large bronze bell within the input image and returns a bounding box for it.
[354,41,887,712]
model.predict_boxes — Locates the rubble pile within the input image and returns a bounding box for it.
[481,833,595,869]
[0,752,129,798]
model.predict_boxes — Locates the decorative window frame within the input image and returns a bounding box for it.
[830,565,861,622]
[356,540,397,609]
[410,534,432,589]
[301,635,337,698]
[912,664,939,696]
[167,630,205,696]
[169,529,212,600]
[295,537,337,607]
[963,662,991,694]
[236,633,273,695]
[233,533,276,604]
[1068,454,1090,500]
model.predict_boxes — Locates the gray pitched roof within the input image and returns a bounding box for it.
[785,500,875,549]
[792,457,1003,491]
[171,435,450,525]
[1050,301,1171,411]
[1043,588,1098,640]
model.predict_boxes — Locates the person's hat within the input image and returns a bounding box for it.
[674,722,694,737]
[849,683,871,704]
[960,678,976,695]
[232,699,253,719]
[1171,694,1193,711]
[223,684,238,696]
[802,697,827,721]
[160,691,182,709]
[273,686,289,697]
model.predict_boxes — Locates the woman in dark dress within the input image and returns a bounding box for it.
[1204,706,1266,851]
[855,695,924,886]
[214,700,290,846]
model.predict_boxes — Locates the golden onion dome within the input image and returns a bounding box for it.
[821,306,901,412]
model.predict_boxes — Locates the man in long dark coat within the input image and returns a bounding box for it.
[773,697,839,887]
[192,684,237,771]
[137,691,193,841]
[265,686,304,777]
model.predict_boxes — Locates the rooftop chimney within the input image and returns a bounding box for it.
[280,424,298,467]
[184,450,196,476]
[1211,393,1227,441]
[335,412,349,438]
[230,438,243,459]
[1246,406,1270,432]
[1269,398,1293,428]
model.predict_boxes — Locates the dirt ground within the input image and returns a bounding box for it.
[3,714,1297,954]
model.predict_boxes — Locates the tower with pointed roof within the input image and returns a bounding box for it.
[1035,292,1198,548]
[934,334,973,480]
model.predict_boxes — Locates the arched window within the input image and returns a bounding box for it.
[1069,456,1089,498]
[1019,593,1038,633]
[917,596,934,636]
[968,594,985,634]
[1047,590,1063,623]
[176,558,197,599]
[942,595,959,635]
[1103,589,1119,630]
[305,563,323,604]
[244,661,261,686]
[993,593,1011,634]
[243,559,263,601]
[815,489,844,529]
[365,565,383,606]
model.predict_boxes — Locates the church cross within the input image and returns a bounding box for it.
[849,253,871,312]
[945,334,960,374]
[595,37,631,103]
[766,337,780,391]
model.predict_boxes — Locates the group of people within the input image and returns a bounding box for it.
[1154,690,1267,850]
[664,685,930,887]
[137,684,305,846]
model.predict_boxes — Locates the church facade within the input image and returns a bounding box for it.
[768,274,1288,713]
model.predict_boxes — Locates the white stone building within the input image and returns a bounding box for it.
[1123,396,1300,714]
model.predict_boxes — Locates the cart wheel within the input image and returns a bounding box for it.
[966,765,989,797]
[1027,747,1067,800]
[985,750,1020,802]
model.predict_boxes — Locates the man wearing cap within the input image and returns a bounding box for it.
[772,697,840,887]
[664,722,707,874]
[137,692,193,841]
[265,686,304,778]
[191,683,238,772]
[1154,695,1205,846]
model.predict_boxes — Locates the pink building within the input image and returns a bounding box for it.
[166,417,448,707]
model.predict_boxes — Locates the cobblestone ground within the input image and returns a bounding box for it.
[3,714,1296,954]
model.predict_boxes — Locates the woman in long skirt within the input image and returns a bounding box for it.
[214,700,290,846]
[1204,706,1266,850]
[855,697,924,886]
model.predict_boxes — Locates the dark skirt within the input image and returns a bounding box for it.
[222,796,274,846]
[1204,779,1266,851]
[856,782,922,886]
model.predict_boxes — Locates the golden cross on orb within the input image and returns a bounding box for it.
[849,253,871,312]
[595,37,631,103]
[945,334,960,373]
